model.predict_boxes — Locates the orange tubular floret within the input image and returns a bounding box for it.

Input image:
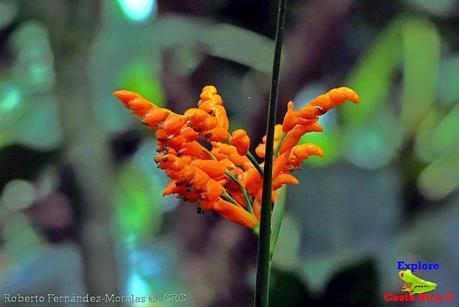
[278,123,323,154]
[199,116,219,131]
[163,114,185,134]
[231,191,247,208]
[253,199,261,221]
[329,87,360,104]
[303,87,360,115]
[282,101,299,132]
[113,90,139,104]
[191,160,227,179]
[113,90,155,117]
[203,179,224,202]
[179,141,209,159]
[143,108,170,128]
[163,180,177,196]
[298,105,317,120]
[168,135,186,151]
[244,168,262,195]
[287,143,324,168]
[184,108,209,125]
[272,173,299,190]
[255,143,266,158]
[257,125,284,158]
[114,85,359,229]
[211,143,251,169]
[219,158,236,170]
[206,126,229,142]
[179,126,199,142]
[229,129,250,156]
[188,167,209,190]
[213,199,258,229]
[214,105,229,131]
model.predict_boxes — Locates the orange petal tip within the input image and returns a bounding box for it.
[317,147,324,157]
[112,90,139,104]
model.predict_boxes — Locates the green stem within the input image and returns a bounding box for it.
[225,169,254,215]
[247,151,264,175]
[242,188,254,215]
[269,185,287,261]
[274,132,286,157]
[222,192,243,208]
[254,0,287,306]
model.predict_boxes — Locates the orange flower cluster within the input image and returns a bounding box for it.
[113,86,359,230]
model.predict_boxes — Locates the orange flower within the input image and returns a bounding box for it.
[255,125,283,158]
[282,101,299,132]
[191,159,227,179]
[213,199,258,229]
[272,173,298,190]
[211,143,252,170]
[280,87,359,134]
[278,123,323,154]
[113,85,359,229]
[229,129,250,155]
[113,90,153,117]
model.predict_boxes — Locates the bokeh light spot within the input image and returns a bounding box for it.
[2,179,36,211]
[343,126,393,170]
[0,82,21,113]
[127,272,150,297]
[117,0,156,23]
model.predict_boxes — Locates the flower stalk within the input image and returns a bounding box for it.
[254,0,288,306]
[247,151,264,175]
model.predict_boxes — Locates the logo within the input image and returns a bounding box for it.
[397,261,439,272]
[399,270,436,295]
[383,261,455,303]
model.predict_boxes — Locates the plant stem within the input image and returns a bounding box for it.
[247,151,264,175]
[274,132,286,157]
[242,188,254,215]
[254,0,287,306]
[225,169,254,214]
[222,191,243,208]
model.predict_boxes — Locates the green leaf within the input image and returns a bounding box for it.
[270,185,287,260]
[418,144,459,200]
[432,103,459,154]
[437,55,459,107]
[300,131,341,167]
[203,24,275,74]
[400,16,440,137]
[271,214,301,269]
[414,107,443,162]
[118,58,165,106]
[342,18,402,124]
[323,258,379,306]
[113,146,168,242]
[114,164,160,241]
[269,268,310,306]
